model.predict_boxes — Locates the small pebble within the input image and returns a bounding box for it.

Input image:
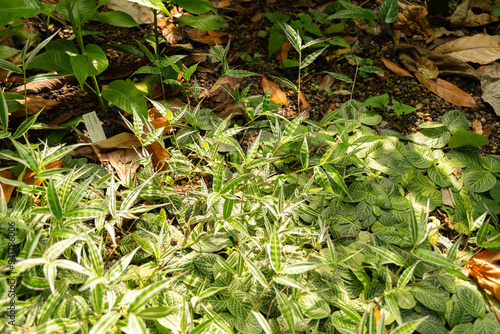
[481,118,486,124]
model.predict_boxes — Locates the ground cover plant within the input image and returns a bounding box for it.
[1,0,500,333]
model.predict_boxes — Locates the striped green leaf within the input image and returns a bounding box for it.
[280,262,323,275]
[65,207,107,219]
[246,131,261,165]
[13,111,41,139]
[128,279,175,313]
[252,310,272,334]
[397,261,419,288]
[137,306,178,319]
[43,262,57,295]
[213,163,224,192]
[220,174,247,193]
[126,313,147,334]
[47,178,63,221]
[64,177,93,212]
[88,312,120,334]
[300,137,309,169]
[39,280,69,323]
[92,282,105,315]
[268,228,282,272]
[384,291,402,325]
[411,248,459,268]
[275,290,295,334]
[278,21,301,53]
[367,244,404,266]
[28,319,72,334]
[241,251,267,287]
[43,234,83,262]
[223,197,234,220]
[191,318,215,334]
[283,114,302,138]
[323,165,350,198]
[389,317,427,334]
[105,248,139,283]
[314,166,335,195]
[83,234,104,276]
[11,139,39,172]
[301,47,326,69]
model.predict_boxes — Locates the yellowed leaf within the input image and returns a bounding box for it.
[433,33,500,65]
[262,76,287,105]
[275,41,291,67]
[416,57,438,79]
[146,141,170,171]
[381,58,414,78]
[414,73,477,107]
[299,91,310,111]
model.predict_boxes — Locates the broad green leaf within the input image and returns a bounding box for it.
[411,248,459,268]
[328,7,377,20]
[178,14,226,30]
[97,11,139,27]
[298,293,331,319]
[442,110,469,133]
[359,111,382,125]
[27,50,73,74]
[0,0,44,27]
[379,0,399,23]
[448,129,488,148]
[463,170,496,193]
[171,0,214,14]
[102,80,148,120]
[456,284,485,318]
[480,155,500,172]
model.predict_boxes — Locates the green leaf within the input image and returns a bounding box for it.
[10,139,39,172]
[327,7,377,20]
[137,306,178,319]
[323,165,350,197]
[268,23,288,57]
[27,50,73,74]
[89,312,120,334]
[105,248,139,283]
[480,155,500,173]
[65,208,107,219]
[379,0,399,23]
[0,58,22,74]
[389,317,427,334]
[448,129,488,148]
[97,11,138,27]
[241,252,268,287]
[178,14,226,30]
[268,228,282,272]
[392,100,417,116]
[25,30,60,69]
[300,137,309,169]
[359,111,382,125]
[117,0,170,15]
[0,90,8,130]
[47,178,63,221]
[12,112,41,138]
[411,248,459,268]
[442,110,469,133]
[252,310,272,334]
[314,166,335,195]
[128,279,176,313]
[263,12,290,22]
[225,69,259,77]
[456,284,485,318]
[301,47,326,69]
[278,21,302,53]
[280,262,322,274]
[172,0,214,14]
[38,280,70,324]
[298,293,331,319]
[102,80,148,120]
[0,0,44,27]
[275,290,295,333]
[324,71,353,83]
[385,292,402,325]
[368,244,404,266]
[397,262,419,288]
[463,170,496,193]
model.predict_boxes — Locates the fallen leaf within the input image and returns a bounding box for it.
[319,74,335,89]
[0,171,16,204]
[101,56,148,80]
[463,250,500,302]
[433,33,500,65]
[187,29,229,45]
[102,149,141,183]
[23,160,63,186]
[451,0,500,28]
[49,112,75,126]
[394,5,434,43]
[416,57,438,79]
[212,0,231,8]
[262,76,287,105]
[381,58,414,78]
[483,126,492,137]
[472,119,483,135]
[10,95,59,118]
[275,41,292,67]
[481,62,500,116]
[397,44,481,80]
[107,0,154,24]
[452,167,463,179]
[442,188,456,208]
[299,91,310,111]
[210,76,243,102]
[71,133,141,156]
[9,75,77,94]
[157,19,183,44]
[414,73,477,108]
[146,141,169,171]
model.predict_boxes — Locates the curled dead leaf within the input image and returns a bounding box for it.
[101,149,141,183]
[414,73,478,108]
[394,6,434,43]
[262,76,287,105]
[299,91,310,111]
[472,119,483,135]
[416,57,438,79]
[275,41,292,67]
[187,29,229,45]
[451,0,500,28]
[463,251,500,302]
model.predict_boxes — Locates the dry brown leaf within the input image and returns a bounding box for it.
[381,58,414,78]
[319,74,335,89]
[10,95,59,118]
[9,75,77,94]
[299,91,310,111]
[212,0,231,8]
[442,188,456,208]
[463,250,500,301]
[0,171,16,204]
[453,167,463,179]
[107,0,154,24]
[472,119,483,135]
[23,160,63,186]
[187,29,229,45]
[481,62,500,117]
[414,73,477,108]
[433,33,500,65]
[483,126,492,137]
[71,133,141,156]
[451,0,500,27]
[416,57,438,79]
[103,149,141,183]
[394,5,434,43]
[146,141,169,171]
[262,76,287,105]
[210,76,243,102]
[275,41,292,67]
